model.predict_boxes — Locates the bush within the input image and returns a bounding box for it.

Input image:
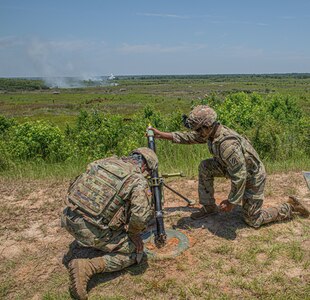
[0,140,13,171]
[0,78,48,91]
[0,93,308,176]
[62,96,309,162]
[205,92,309,160]
[8,121,71,162]
[67,110,134,159]
[66,108,172,160]
[0,115,16,135]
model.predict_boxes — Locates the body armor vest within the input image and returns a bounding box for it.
[67,157,137,224]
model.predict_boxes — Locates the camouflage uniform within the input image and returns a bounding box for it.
[61,156,153,272]
[172,124,292,228]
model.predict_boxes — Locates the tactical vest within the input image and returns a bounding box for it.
[67,157,137,224]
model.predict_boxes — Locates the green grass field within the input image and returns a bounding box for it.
[0,74,309,179]
[1,74,310,124]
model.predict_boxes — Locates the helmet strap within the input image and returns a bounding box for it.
[208,122,220,140]
[182,114,191,129]
[129,153,145,169]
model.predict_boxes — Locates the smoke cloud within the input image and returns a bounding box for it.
[21,38,115,88]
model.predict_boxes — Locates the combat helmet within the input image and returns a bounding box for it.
[186,105,217,130]
[130,147,158,171]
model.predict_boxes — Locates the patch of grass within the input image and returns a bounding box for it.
[234,243,264,263]
[211,243,234,255]
[265,157,310,174]
[0,279,13,299]
[269,271,286,284]
[286,241,304,262]
[146,278,177,293]
[0,158,87,180]
[0,260,17,273]
[91,296,127,300]
[42,292,71,300]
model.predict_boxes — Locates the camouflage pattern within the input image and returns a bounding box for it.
[187,105,217,130]
[131,147,158,171]
[172,124,293,228]
[67,157,136,219]
[61,156,152,271]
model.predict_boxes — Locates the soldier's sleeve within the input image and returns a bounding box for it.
[127,178,153,235]
[220,139,247,205]
[172,131,207,144]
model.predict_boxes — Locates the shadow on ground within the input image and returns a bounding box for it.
[174,205,248,240]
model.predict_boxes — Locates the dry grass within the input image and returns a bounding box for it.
[0,172,309,299]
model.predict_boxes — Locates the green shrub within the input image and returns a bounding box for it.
[0,78,48,91]
[8,121,71,162]
[1,93,308,177]
[205,92,309,160]
[0,115,16,134]
[66,108,165,160]
[0,140,13,171]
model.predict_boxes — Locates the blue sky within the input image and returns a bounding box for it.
[0,0,309,77]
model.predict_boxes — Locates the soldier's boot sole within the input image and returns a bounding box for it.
[288,196,310,218]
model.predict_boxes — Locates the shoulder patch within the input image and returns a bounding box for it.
[220,140,243,170]
[227,153,240,169]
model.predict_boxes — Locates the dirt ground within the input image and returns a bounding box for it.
[0,172,309,299]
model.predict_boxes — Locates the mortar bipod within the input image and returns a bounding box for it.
[160,172,196,206]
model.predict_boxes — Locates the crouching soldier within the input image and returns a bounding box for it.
[150,105,309,228]
[61,147,158,300]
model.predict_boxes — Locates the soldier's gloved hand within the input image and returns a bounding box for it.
[219,199,235,212]
[129,233,144,253]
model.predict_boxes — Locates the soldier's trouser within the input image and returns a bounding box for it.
[198,158,226,206]
[61,209,137,272]
[198,158,292,228]
[242,177,292,228]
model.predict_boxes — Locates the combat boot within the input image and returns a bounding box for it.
[190,204,218,220]
[288,196,310,217]
[68,257,106,300]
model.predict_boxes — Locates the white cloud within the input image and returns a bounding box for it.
[0,36,115,77]
[218,45,264,58]
[23,38,107,77]
[230,20,269,26]
[118,43,207,54]
[27,38,99,55]
[137,12,189,19]
[232,46,264,57]
[0,36,23,49]
[279,16,296,20]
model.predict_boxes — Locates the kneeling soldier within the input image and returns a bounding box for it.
[150,105,309,228]
[61,147,158,300]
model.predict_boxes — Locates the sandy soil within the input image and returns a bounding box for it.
[0,171,309,299]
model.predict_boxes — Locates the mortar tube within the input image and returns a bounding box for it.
[147,127,166,247]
